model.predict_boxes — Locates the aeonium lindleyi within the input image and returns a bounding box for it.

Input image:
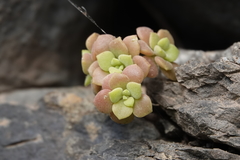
[93,73,152,124]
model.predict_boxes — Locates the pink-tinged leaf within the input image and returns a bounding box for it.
[143,56,159,78]
[133,55,150,77]
[92,67,109,86]
[91,34,115,60]
[86,32,99,51]
[157,29,174,44]
[109,37,129,57]
[154,56,173,71]
[102,73,114,90]
[81,53,93,74]
[160,62,178,81]
[94,89,113,114]
[91,83,102,95]
[88,61,99,76]
[123,35,140,57]
[122,64,144,83]
[136,27,153,45]
[110,112,134,124]
[108,73,130,90]
[133,94,152,118]
[138,40,154,56]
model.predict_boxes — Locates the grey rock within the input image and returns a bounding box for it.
[0,0,109,91]
[81,139,240,160]
[150,42,240,150]
[0,87,160,160]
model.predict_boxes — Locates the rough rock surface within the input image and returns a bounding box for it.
[1,85,240,159]
[0,87,160,160]
[148,42,240,152]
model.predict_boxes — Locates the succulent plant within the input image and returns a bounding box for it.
[136,26,179,80]
[94,73,152,124]
[81,26,180,123]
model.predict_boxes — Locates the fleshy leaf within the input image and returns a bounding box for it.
[109,87,123,103]
[122,89,130,96]
[109,67,122,74]
[84,75,92,86]
[81,53,93,74]
[164,44,179,62]
[133,55,150,77]
[92,67,109,85]
[136,27,153,45]
[111,58,122,66]
[157,29,174,44]
[149,32,160,49]
[81,49,90,56]
[123,97,134,107]
[143,56,159,78]
[154,56,173,71]
[86,32,99,51]
[133,94,152,118]
[102,73,114,89]
[108,73,130,90]
[122,64,144,83]
[94,89,113,114]
[91,83,102,95]
[91,34,115,60]
[110,112,134,124]
[123,35,140,56]
[88,61,99,76]
[112,100,133,120]
[154,45,166,58]
[160,62,178,81]
[118,54,133,67]
[97,51,115,71]
[138,40,154,56]
[109,37,129,57]
[157,37,170,50]
[126,82,142,99]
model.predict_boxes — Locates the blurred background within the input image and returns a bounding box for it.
[1,0,240,92]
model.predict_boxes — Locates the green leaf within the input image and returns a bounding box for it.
[109,88,123,103]
[126,82,142,99]
[157,37,170,50]
[111,58,122,66]
[109,67,122,74]
[112,100,133,120]
[164,44,179,62]
[122,89,130,96]
[154,45,166,58]
[118,55,133,67]
[97,51,115,71]
[149,32,160,49]
[84,75,92,86]
[123,97,134,107]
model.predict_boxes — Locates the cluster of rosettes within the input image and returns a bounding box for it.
[81,26,179,124]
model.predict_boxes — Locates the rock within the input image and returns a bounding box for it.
[0,0,111,91]
[149,42,240,151]
[80,139,240,160]
[0,86,160,160]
